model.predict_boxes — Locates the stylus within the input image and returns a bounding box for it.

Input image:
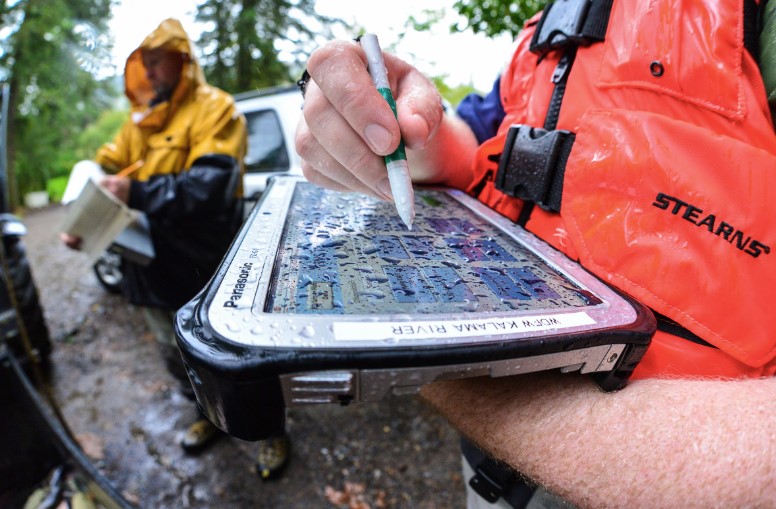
[360,33,415,230]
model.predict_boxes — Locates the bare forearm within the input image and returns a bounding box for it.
[420,372,776,509]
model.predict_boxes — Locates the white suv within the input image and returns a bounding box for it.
[234,85,304,199]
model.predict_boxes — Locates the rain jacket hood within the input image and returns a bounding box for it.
[123,18,205,122]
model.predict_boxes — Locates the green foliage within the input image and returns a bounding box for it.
[76,107,126,161]
[431,76,478,108]
[0,0,118,208]
[195,0,349,94]
[47,175,69,203]
[451,0,547,38]
[406,1,547,39]
[407,8,447,32]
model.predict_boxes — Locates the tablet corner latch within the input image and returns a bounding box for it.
[280,370,358,406]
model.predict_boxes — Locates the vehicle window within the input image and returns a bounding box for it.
[244,109,290,174]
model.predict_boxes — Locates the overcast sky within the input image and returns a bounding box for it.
[108,0,516,92]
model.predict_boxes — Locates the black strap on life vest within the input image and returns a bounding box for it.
[530,0,612,134]
[529,0,613,55]
[655,313,716,348]
[496,0,612,223]
[461,437,536,508]
[744,0,768,63]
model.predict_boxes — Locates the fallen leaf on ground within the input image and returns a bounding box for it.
[75,432,104,460]
[324,482,372,509]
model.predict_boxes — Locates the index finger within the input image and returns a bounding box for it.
[306,39,402,155]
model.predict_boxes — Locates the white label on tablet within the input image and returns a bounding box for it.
[332,311,597,341]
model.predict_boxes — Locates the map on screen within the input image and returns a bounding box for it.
[266,183,602,315]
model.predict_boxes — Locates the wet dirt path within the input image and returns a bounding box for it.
[21,204,465,509]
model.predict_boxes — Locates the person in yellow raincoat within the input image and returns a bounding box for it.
[93,18,245,310]
[61,18,288,478]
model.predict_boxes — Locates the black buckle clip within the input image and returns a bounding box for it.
[494,125,575,213]
[469,462,510,503]
[530,0,594,55]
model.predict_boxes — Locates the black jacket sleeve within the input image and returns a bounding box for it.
[127,154,241,222]
[120,153,244,310]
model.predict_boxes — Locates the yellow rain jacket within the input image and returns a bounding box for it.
[95,18,247,309]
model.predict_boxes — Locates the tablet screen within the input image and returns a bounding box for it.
[266,183,602,315]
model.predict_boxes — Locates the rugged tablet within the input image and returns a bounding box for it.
[175,176,655,440]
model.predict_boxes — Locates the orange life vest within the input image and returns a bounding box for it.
[468,0,776,379]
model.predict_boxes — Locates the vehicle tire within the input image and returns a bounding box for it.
[93,248,124,294]
[1,234,51,367]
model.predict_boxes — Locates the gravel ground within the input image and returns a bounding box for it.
[20,203,466,509]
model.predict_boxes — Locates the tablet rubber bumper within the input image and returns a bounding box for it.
[175,293,654,442]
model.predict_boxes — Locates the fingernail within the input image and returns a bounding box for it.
[364,124,392,153]
[376,177,393,200]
